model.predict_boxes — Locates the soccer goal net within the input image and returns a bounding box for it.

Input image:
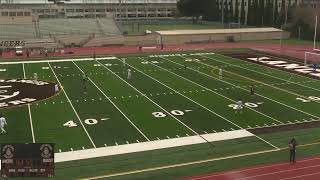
[304,51,320,66]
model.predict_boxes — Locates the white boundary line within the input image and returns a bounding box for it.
[152,56,283,125]
[93,59,202,138]
[79,148,281,180]
[235,164,320,180]
[0,57,116,65]
[48,62,96,148]
[72,61,150,141]
[184,56,320,119]
[188,157,320,179]
[22,63,35,143]
[121,57,279,150]
[208,53,320,93]
[280,172,320,180]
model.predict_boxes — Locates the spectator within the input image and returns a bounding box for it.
[289,138,297,164]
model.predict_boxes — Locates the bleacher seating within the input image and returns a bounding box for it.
[0,24,36,39]
[39,18,121,37]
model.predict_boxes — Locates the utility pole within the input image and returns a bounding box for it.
[314,15,318,51]
[222,0,225,25]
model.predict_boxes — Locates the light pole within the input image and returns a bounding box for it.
[314,15,318,51]
[221,0,225,25]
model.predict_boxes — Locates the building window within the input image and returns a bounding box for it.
[1,12,9,16]
[9,12,16,16]
[17,12,23,16]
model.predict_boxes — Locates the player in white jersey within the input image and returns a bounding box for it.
[33,73,38,81]
[219,68,223,79]
[127,68,132,80]
[0,115,7,134]
[235,100,243,114]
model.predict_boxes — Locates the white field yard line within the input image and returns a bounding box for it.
[185,57,320,119]
[127,57,279,150]
[0,57,116,65]
[48,62,96,148]
[72,61,150,141]
[56,130,253,162]
[22,63,35,143]
[78,142,320,180]
[94,59,200,138]
[203,54,320,100]
[154,57,283,125]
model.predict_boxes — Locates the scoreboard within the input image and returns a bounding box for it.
[1,143,54,177]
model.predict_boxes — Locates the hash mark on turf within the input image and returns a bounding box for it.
[126,141,129,144]
[82,147,85,150]
[176,135,180,138]
[59,149,62,153]
[156,137,160,140]
[136,140,140,143]
[166,136,170,139]
[186,134,189,136]
[70,148,73,151]
[115,142,118,146]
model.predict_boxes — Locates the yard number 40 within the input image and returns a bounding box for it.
[63,118,109,128]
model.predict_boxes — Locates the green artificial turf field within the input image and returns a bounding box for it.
[0,50,320,179]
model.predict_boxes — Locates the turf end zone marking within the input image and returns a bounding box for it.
[55,129,253,163]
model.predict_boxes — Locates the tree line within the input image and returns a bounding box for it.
[177,0,298,27]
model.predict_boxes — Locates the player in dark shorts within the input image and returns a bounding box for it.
[250,85,255,96]
[289,138,297,164]
[184,63,187,70]
[82,73,88,94]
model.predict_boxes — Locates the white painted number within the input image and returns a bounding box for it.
[152,109,191,118]
[296,96,320,103]
[296,97,310,103]
[84,118,98,125]
[171,110,184,116]
[63,120,77,128]
[244,102,258,108]
[228,102,259,109]
[152,112,167,118]
[64,118,109,128]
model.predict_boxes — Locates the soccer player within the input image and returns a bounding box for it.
[33,73,38,81]
[313,64,317,73]
[0,115,7,134]
[235,100,243,114]
[289,138,297,164]
[184,63,187,70]
[250,85,255,96]
[123,58,126,67]
[82,73,88,94]
[219,68,223,79]
[127,68,132,80]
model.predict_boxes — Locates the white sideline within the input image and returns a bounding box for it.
[0,57,116,65]
[55,129,253,163]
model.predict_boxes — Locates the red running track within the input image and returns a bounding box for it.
[181,157,320,180]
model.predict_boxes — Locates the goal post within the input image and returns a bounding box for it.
[314,15,320,51]
[304,51,320,66]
